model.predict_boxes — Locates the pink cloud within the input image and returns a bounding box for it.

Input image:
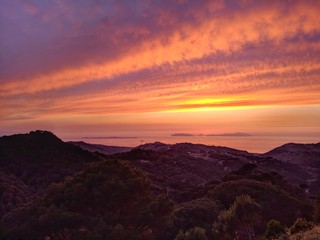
[1,0,320,125]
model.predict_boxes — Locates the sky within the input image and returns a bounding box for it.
[1,0,320,140]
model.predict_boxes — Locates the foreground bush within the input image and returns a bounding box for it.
[265,219,286,239]
[1,160,174,240]
[290,218,314,234]
[277,226,320,240]
[213,195,261,240]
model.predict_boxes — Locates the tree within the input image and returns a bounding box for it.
[174,227,208,240]
[1,160,174,240]
[264,219,286,239]
[212,195,262,240]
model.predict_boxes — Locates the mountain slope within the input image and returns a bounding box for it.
[109,142,313,202]
[0,131,318,240]
[263,143,320,194]
[70,141,132,155]
[263,142,320,167]
[0,130,101,218]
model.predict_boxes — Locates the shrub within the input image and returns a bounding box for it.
[290,218,313,234]
[209,179,313,228]
[265,219,286,239]
[212,195,261,240]
[1,160,174,240]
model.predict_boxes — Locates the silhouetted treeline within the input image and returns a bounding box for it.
[0,131,319,239]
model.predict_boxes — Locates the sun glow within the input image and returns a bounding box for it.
[181,97,238,105]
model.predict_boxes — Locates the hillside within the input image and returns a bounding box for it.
[264,143,320,193]
[108,142,314,201]
[1,160,173,240]
[264,142,320,167]
[0,131,319,240]
[70,141,132,155]
[0,130,102,218]
[0,131,174,240]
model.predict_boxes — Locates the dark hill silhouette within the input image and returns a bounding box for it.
[0,130,97,165]
[0,131,319,240]
[0,130,101,217]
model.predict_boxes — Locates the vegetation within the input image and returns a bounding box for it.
[276,226,320,240]
[265,219,286,239]
[209,179,313,228]
[290,218,314,234]
[0,131,319,240]
[213,195,262,240]
[0,160,173,239]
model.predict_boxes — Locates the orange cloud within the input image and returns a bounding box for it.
[1,0,320,140]
[1,1,320,96]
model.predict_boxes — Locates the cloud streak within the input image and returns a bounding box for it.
[1,1,320,92]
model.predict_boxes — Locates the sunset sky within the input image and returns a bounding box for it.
[1,0,320,140]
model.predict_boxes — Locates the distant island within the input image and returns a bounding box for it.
[171,133,195,136]
[171,132,252,137]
